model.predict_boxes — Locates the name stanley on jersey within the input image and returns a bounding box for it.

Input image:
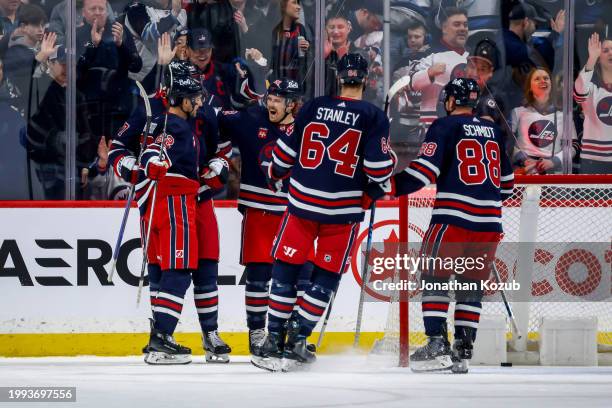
[316,107,360,126]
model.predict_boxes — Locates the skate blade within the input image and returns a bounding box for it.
[250,356,282,372]
[281,358,313,372]
[205,351,230,364]
[410,355,453,373]
[144,351,192,365]
[451,359,469,374]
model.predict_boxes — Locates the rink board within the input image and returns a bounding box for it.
[0,201,610,356]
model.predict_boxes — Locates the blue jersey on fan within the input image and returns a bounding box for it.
[271,95,395,224]
[394,114,515,232]
[219,104,292,214]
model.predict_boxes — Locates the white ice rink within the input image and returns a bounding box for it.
[1,356,611,408]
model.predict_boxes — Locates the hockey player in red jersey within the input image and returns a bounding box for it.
[252,54,396,371]
[141,69,204,365]
[365,78,515,373]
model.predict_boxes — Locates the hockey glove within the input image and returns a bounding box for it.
[201,157,229,190]
[264,162,284,194]
[145,157,170,181]
[117,156,140,184]
[362,178,396,209]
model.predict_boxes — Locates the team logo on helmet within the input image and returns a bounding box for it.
[528,120,556,147]
[596,96,612,126]
[258,127,269,139]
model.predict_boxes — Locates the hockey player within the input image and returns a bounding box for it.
[253,53,395,371]
[217,78,313,355]
[364,78,515,373]
[141,69,204,365]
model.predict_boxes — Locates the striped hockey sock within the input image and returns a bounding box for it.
[293,262,314,313]
[421,275,451,337]
[454,302,482,341]
[244,263,272,330]
[296,266,341,338]
[148,264,162,315]
[152,269,191,335]
[267,261,301,334]
[193,260,219,332]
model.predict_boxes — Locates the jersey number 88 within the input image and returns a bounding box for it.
[456,139,501,187]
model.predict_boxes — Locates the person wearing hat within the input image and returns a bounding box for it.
[188,27,260,110]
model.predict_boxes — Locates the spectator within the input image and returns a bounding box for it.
[574,33,612,174]
[323,13,356,96]
[3,4,55,117]
[174,27,189,61]
[76,0,142,141]
[188,28,259,110]
[403,7,469,132]
[124,0,187,84]
[27,47,97,199]
[0,0,20,57]
[511,67,577,175]
[392,20,430,72]
[190,0,264,64]
[271,0,310,95]
[48,0,116,47]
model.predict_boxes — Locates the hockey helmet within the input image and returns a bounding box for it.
[267,78,301,100]
[166,68,202,107]
[443,77,480,109]
[468,37,499,70]
[337,53,369,85]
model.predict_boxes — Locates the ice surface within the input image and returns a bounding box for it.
[0,356,611,408]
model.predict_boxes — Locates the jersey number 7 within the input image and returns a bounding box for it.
[456,139,501,187]
[299,122,362,178]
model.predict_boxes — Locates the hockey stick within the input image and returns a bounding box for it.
[108,81,152,283]
[492,262,522,340]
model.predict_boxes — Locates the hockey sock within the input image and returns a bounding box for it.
[244,263,272,330]
[297,265,341,338]
[267,260,302,334]
[193,259,219,333]
[148,264,162,314]
[421,275,451,337]
[152,268,192,335]
[454,277,483,342]
[294,262,314,312]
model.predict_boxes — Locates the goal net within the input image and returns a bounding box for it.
[374,175,612,366]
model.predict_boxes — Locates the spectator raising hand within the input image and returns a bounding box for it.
[91,17,104,46]
[111,22,123,47]
[35,31,58,64]
[157,32,176,65]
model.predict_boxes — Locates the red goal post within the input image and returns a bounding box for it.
[392,174,612,367]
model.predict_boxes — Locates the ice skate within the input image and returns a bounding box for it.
[249,328,266,355]
[203,330,231,363]
[144,327,192,365]
[409,336,453,373]
[451,336,474,374]
[282,319,316,372]
[250,332,284,372]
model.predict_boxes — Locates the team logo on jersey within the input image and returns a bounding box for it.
[450,63,468,81]
[596,96,612,126]
[527,120,557,147]
[279,123,294,136]
[283,246,297,257]
[258,141,276,168]
[155,134,175,148]
[258,127,269,139]
[175,250,184,259]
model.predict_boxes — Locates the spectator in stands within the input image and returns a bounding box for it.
[271,0,310,94]
[511,67,577,175]
[323,13,356,96]
[76,0,142,141]
[190,0,264,64]
[174,28,189,61]
[0,0,20,57]
[27,47,97,199]
[574,33,612,174]
[124,0,187,89]
[48,0,116,47]
[3,4,55,117]
[402,7,469,132]
[340,0,382,43]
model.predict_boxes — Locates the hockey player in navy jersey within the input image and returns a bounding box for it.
[364,78,515,373]
[252,54,396,371]
[218,78,315,355]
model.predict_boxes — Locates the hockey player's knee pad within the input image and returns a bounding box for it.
[271,260,302,286]
[159,269,192,296]
[148,264,162,290]
[245,263,273,283]
[193,259,218,287]
[311,265,341,292]
[454,276,484,303]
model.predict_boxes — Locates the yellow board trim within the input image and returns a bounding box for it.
[2,332,610,357]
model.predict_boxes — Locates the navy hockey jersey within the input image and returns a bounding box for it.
[271,96,395,224]
[394,114,514,232]
[219,105,292,214]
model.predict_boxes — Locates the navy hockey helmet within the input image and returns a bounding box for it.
[267,78,301,100]
[337,53,368,85]
[166,70,202,107]
[443,77,480,109]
